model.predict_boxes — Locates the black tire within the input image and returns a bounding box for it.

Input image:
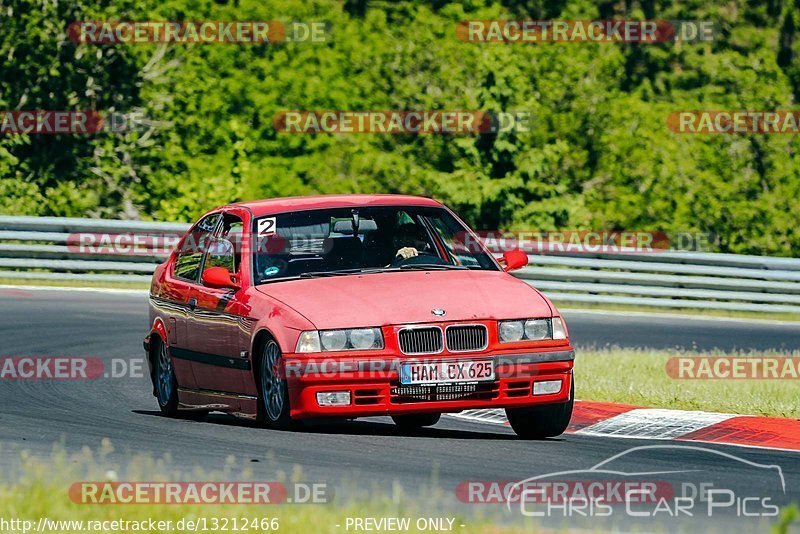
[154,340,179,416]
[392,413,441,430]
[256,339,297,430]
[505,381,574,439]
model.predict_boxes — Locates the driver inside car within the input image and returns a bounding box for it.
[391,223,433,261]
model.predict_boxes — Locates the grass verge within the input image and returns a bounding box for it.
[1,441,798,533]
[0,449,527,534]
[575,347,800,419]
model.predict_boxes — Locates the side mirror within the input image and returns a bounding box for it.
[202,266,240,290]
[502,249,528,272]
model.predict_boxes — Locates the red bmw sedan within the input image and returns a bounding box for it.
[144,195,575,438]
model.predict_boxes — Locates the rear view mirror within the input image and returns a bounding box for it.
[202,266,240,290]
[502,249,528,272]
[332,218,378,235]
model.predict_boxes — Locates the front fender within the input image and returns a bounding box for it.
[247,290,316,354]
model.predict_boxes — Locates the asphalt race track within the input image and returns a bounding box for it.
[563,308,800,352]
[1,287,798,531]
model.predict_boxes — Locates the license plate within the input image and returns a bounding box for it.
[400,360,494,385]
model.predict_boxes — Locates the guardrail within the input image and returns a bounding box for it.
[2,216,800,314]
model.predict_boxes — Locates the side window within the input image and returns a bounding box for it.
[174,213,220,282]
[203,214,243,277]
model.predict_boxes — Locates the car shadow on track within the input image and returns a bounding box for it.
[132,410,529,441]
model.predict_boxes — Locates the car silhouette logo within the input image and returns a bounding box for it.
[431,308,446,317]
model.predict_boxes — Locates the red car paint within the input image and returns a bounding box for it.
[145,195,574,421]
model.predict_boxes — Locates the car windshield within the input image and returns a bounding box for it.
[252,206,499,284]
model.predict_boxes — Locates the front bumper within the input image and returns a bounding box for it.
[284,349,574,419]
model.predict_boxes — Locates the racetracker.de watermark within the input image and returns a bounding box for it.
[0,357,144,380]
[457,20,716,43]
[668,111,800,134]
[66,231,321,256]
[68,232,184,256]
[666,357,800,379]
[273,111,530,134]
[0,111,151,135]
[68,21,329,44]
[69,481,329,504]
[279,356,568,380]
[457,479,674,504]
[466,230,714,254]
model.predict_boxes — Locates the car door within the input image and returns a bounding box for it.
[185,211,251,395]
[162,211,222,389]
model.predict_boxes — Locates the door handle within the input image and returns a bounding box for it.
[187,298,197,311]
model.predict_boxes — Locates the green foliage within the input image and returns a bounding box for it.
[1,0,799,255]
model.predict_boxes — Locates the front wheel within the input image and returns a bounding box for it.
[257,339,296,430]
[505,381,574,439]
[155,340,179,416]
[392,413,441,430]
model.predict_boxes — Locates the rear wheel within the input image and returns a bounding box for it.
[155,340,179,416]
[505,381,574,439]
[392,413,441,430]
[257,339,296,429]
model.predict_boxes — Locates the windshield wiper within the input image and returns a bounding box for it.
[297,265,467,279]
[298,269,364,278]
[398,264,468,270]
[298,267,395,278]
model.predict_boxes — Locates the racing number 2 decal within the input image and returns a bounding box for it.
[258,217,277,236]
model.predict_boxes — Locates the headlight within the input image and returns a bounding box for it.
[320,330,347,351]
[349,328,377,350]
[295,328,384,353]
[499,318,567,342]
[524,318,550,340]
[498,320,524,342]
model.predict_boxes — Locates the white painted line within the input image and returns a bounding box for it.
[575,408,738,440]
[0,284,148,296]
[446,409,507,425]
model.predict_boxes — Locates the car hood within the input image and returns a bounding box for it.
[255,270,552,329]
